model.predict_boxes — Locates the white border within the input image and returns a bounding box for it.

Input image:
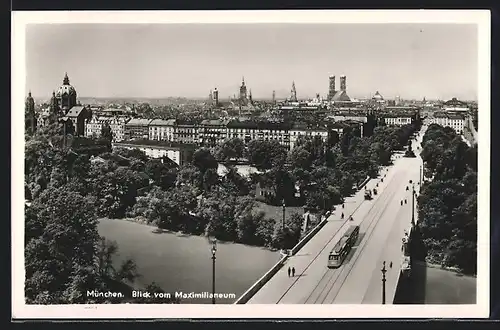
[12,10,491,319]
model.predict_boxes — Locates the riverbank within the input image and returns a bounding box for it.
[102,217,282,252]
[97,218,281,304]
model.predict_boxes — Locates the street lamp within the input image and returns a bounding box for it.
[420,165,423,186]
[381,261,387,304]
[210,237,217,304]
[411,184,415,227]
[282,199,286,230]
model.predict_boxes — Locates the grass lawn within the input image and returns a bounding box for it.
[254,201,304,224]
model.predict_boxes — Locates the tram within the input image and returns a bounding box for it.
[327,225,360,268]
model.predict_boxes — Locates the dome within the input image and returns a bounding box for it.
[55,73,77,98]
[372,91,384,100]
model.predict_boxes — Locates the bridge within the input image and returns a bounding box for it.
[236,127,426,304]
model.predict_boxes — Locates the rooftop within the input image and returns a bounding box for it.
[150,119,177,126]
[66,105,86,118]
[125,118,153,126]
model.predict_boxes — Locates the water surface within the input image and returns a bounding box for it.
[98,219,280,304]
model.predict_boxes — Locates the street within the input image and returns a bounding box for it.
[247,127,426,304]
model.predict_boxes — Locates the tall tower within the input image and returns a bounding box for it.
[272,90,276,104]
[291,81,298,102]
[239,76,247,101]
[49,91,60,119]
[213,88,219,107]
[25,91,36,134]
[328,75,336,100]
[249,89,253,103]
[340,75,347,92]
[208,89,213,105]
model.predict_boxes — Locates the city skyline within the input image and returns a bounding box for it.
[26,23,478,101]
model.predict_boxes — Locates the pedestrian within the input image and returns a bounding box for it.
[390,261,393,268]
[341,212,344,219]
[287,266,291,277]
[292,267,296,277]
[342,203,344,209]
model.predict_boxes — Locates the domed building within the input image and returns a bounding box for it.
[372,91,385,103]
[55,72,78,112]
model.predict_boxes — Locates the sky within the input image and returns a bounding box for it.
[25,23,478,101]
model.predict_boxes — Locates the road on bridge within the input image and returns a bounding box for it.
[247,127,426,304]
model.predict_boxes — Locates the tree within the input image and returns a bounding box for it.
[246,140,287,170]
[144,159,177,190]
[113,147,149,162]
[101,122,113,151]
[215,138,244,161]
[25,186,102,303]
[288,146,312,170]
[192,147,218,174]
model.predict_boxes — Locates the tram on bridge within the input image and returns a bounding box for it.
[328,225,360,268]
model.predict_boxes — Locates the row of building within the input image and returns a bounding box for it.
[88,117,332,150]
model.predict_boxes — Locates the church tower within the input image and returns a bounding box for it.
[56,72,78,113]
[25,91,37,134]
[239,76,248,102]
[49,91,61,120]
[290,81,298,102]
[328,75,336,100]
[213,88,219,107]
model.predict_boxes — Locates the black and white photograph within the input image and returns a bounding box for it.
[12,10,490,319]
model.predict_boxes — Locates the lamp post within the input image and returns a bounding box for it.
[411,184,415,227]
[420,165,423,186]
[282,199,286,230]
[381,261,387,304]
[210,237,217,304]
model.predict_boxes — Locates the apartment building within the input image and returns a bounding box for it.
[430,111,465,135]
[174,121,199,145]
[124,118,152,140]
[330,110,368,123]
[380,114,413,126]
[199,119,229,146]
[149,119,176,142]
[113,141,194,166]
[289,122,328,150]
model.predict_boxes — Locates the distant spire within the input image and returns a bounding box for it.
[242,76,245,86]
[28,90,32,97]
[63,72,70,85]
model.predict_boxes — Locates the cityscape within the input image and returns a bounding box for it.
[16,17,484,318]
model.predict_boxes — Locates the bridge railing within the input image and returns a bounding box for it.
[234,217,329,304]
[233,254,289,304]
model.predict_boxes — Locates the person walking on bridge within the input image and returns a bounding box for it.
[287,266,291,277]
[292,267,296,277]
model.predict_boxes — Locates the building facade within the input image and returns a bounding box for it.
[124,118,152,140]
[380,114,413,126]
[149,119,176,142]
[430,112,465,135]
[443,97,469,112]
[199,119,229,146]
[113,141,194,166]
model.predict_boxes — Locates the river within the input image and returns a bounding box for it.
[98,218,280,304]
